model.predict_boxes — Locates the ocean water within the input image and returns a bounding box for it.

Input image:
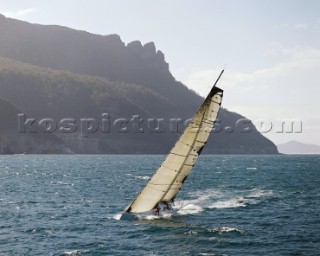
[0,155,319,256]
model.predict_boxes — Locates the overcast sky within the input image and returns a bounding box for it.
[1,0,319,145]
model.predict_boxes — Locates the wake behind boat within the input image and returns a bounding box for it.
[121,70,224,220]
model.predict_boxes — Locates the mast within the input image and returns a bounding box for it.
[126,71,224,213]
[213,69,224,88]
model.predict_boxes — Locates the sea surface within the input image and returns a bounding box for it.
[0,155,319,256]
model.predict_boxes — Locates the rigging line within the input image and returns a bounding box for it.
[177,139,199,153]
[184,162,196,167]
[211,97,220,101]
[211,101,221,105]
[203,119,214,124]
[189,121,201,126]
[147,185,167,193]
[149,182,181,186]
[170,152,187,158]
[161,164,178,173]
[147,184,181,193]
[195,138,206,144]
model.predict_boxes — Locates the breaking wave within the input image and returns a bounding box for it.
[208,198,247,209]
[176,203,203,215]
[135,176,150,180]
[208,226,244,234]
[177,188,275,211]
[63,250,89,255]
[115,188,275,221]
[126,173,150,180]
[112,213,122,220]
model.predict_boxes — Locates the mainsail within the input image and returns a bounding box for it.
[126,70,224,213]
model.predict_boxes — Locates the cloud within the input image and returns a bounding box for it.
[183,69,223,97]
[183,45,320,144]
[1,8,36,18]
[280,23,309,30]
[294,23,309,29]
[186,45,320,95]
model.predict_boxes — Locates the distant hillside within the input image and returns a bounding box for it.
[0,56,179,154]
[277,141,320,154]
[0,13,199,117]
[0,14,278,154]
[0,97,70,154]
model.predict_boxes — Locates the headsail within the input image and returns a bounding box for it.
[126,70,224,213]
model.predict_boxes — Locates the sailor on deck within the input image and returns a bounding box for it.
[155,205,160,215]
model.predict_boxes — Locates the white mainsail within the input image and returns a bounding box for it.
[126,70,224,213]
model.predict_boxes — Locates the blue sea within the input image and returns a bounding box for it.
[0,155,319,255]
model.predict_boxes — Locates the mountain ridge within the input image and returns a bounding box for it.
[0,14,279,154]
[277,141,320,154]
[0,96,71,154]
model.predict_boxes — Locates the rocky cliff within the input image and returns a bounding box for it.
[0,14,278,154]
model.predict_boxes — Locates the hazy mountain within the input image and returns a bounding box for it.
[0,14,278,154]
[0,13,198,116]
[0,97,71,154]
[277,141,320,154]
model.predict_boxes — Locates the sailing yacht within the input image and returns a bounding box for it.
[121,70,224,220]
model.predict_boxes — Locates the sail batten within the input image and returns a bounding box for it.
[126,71,224,213]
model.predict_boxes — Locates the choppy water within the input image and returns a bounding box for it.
[0,155,319,255]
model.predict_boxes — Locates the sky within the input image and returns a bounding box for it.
[1,0,319,145]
